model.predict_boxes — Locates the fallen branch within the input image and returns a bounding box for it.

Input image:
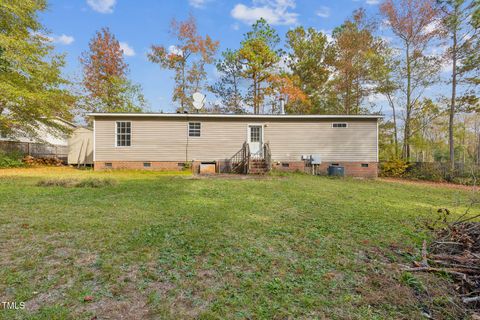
[462,296,480,304]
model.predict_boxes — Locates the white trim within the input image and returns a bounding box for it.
[247,124,265,154]
[93,119,96,162]
[115,121,132,147]
[376,120,379,162]
[88,113,382,120]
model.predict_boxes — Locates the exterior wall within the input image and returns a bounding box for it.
[272,161,378,178]
[68,128,93,165]
[94,161,188,171]
[94,116,378,164]
[94,160,378,178]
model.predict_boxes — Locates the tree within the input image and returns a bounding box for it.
[209,49,244,113]
[0,1,74,138]
[377,48,402,158]
[266,74,309,113]
[237,18,281,114]
[437,0,480,169]
[328,9,389,115]
[80,28,146,115]
[285,27,330,113]
[381,0,442,159]
[148,15,218,112]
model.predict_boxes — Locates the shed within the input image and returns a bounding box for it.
[68,127,93,165]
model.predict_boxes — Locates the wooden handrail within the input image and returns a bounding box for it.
[229,142,250,174]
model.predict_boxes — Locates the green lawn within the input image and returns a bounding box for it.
[0,168,477,319]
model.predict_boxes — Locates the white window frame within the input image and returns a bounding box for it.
[332,122,348,128]
[188,122,201,137]
[115,121,131,147]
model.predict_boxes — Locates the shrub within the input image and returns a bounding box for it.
[37,178,77,187]
[75,178,117,188]
[405,163,444,182]
[380,160,409,177]
[0,150,25,168]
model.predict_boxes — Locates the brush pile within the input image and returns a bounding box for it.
[22,155,63,166]
[404,208,480,311]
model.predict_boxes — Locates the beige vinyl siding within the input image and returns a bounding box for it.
[94,117,378,162]
[266,121,377,162]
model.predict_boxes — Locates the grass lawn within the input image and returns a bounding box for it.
[0,167,478,319]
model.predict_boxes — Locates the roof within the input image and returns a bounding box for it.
[88,112,383,120]
[53,117,78,128]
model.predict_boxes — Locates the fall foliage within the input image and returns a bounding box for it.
[1,1,479,166]
[80,28,146,115]
[148,15,218,112]
[380,0,442,159]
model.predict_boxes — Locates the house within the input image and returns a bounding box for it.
[68,127,94,166]
[0,117,77,160]
[0,117,77,146]
[89,113,381,178]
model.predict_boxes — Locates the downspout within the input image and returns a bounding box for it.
[185,114,189,163]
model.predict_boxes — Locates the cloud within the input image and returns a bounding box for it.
[422,19,441,35]
[189,0,208,8]
[319,29,333,43]
[119,42,135,57]
[231,0,299,26]
[365,0,380,4]
[86,0,116,13]
[50,34,75,45]
[316,6,330,18]
[231,23,240,30]
[168,45,183,56]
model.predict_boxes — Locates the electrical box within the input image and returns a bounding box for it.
[311,154,322,165]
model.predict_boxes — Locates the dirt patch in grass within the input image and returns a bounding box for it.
[36,177,117,188]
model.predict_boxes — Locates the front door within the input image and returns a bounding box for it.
[248,125,263,155]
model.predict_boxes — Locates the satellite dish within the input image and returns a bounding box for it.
[193,101,204,110]
[192,92,205,111]
[193,92,205,102]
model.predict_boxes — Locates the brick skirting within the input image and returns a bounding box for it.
[273,161,378,178]
[94,160,378,178]
[94,161,189,171]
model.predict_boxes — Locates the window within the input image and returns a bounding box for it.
[361,163,369,168]
[116,121,131,146]
[105,163,112,168]
[332,123,347,128]
[189,122,201,137]
[282,162,290,168]
[250,126,261,142]
[143,162,151,168]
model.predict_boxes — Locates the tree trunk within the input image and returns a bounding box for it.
[387,93,399,158]
[181,58,186,111]
[403,43,412,160]
[449,15,458,170]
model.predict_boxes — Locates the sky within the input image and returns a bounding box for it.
[40,0,393,113]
